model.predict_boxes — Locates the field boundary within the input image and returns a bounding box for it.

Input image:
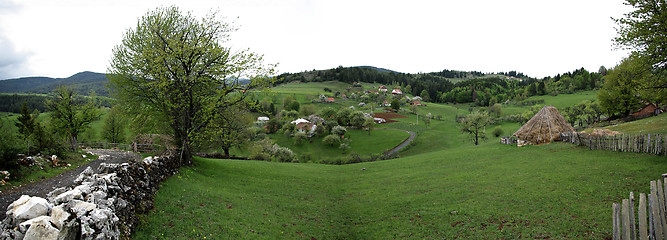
[560,132,666,155]
[612,177,667,240]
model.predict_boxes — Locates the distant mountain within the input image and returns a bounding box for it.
[0,71,109,97]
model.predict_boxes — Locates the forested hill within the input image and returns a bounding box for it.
[0,71,109,97]
[275,66,528,105]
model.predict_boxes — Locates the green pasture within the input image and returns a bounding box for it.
[587,114,667,135]
[133,143,666,239]
[504,90,599,116]
[268,128,410,162]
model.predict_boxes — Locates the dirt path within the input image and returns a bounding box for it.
[0,149,141,219]
[380,128,416,155]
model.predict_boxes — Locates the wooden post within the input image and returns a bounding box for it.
[650,181,664,239]
[658,180,667,239]
[615,202,622,240]
[639,193,648,240]
[623,199,632,240]
[630,192,637,240]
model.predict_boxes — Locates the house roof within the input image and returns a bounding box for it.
[290,118,310,124]
[392,89,402,94]
[257,116,269,121]
[632,103,659,116]
[379,86,387,89]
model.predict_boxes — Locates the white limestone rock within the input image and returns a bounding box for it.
[49,205,70,229]
[23,217,59,240]
[19,215,51,233]
[12,196,51,223]
[68,200,96,216]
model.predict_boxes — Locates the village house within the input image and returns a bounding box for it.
[325,97,335,103]
[378,86,388,92]
[392,89,402,95]
[632,103,662,116]
[410,100,424,106]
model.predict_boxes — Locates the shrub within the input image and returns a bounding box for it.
[293,131,307,145]
[332,126,347,136]
[0,119,24,170]
[493,126,504,137]
[265,118,281,134]
[323,134,341,147]
[271,144,296,162]
[250,138,273,161]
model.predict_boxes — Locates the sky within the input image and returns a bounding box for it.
[0,0,633,80]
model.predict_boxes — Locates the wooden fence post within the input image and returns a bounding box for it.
[658,180,667,240]
[639,193,648,240]
[650,181,665,239]
[623,199,632,240]
[615,202,622,240]
[630,192,637,240]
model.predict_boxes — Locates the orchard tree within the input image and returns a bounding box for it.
[459,111,490,145]
[46,86,100,150]
[598,55,645,117]
[420,89,430,102]
[202,105,252,157]
[102,106,126,144]
[108,6,275,162]
[390,99,400,111]
[363,117,375,136]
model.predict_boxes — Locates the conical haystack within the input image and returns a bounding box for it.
[513,106,574,146]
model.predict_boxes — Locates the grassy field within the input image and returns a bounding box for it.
[268,128,411,162]
[589,114,667,135]
[133,143,666,239]
[504,90,599,116]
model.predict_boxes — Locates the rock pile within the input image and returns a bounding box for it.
[0,154,185,240]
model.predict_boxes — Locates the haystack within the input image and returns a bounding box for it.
[513,106,575,146]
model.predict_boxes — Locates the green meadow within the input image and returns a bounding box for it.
[132,81,666,239]
[134,144,665,239]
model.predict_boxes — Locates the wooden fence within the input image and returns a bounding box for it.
[560,132,666,156]
[612,178,667,240]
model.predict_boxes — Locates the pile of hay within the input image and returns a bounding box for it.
[588,128,621,137]
[513,106,575,146]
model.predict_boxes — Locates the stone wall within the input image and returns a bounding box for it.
[0,155,186,240]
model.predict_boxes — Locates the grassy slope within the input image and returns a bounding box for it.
[591,114,667,135]
[269,129,410,162]
[133,84,664,239]
[134,144,666,239]
[504,90,598,116]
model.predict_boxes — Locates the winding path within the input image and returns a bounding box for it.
[380,128,416,155]
[0,149,141,219]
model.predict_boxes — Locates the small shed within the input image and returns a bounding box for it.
[257,116,269,121]
[632,103,661,116]
[512,106,575,146]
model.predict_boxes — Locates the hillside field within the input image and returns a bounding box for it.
[130,81,666,239]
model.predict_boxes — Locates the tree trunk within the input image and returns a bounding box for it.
[223,147,230,157]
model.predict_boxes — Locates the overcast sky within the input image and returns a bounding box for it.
[0,0,633,80]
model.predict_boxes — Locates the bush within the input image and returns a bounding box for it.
[493,126,504,137]
[249,138,273,161]
[323,134,341,147]
[332,126,347,136]
[0,119,26,170]
[271,144,296,162]
[293,131,307,145]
